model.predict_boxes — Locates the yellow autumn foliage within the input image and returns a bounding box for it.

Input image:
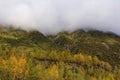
[109,73,115,80]
[87,56,92,62]
[47,64,59,79]
[9,56,27,77]
[1,59,7,69]
[74,53,85,62]
[93,56,99,64]
[90,77,97,80]
[0,51,119,80]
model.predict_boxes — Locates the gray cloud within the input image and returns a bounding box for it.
[0,0,120,35]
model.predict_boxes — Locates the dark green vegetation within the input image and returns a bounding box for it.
[0,26,120,80]
[50,30,120,66]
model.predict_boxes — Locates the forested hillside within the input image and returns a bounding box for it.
[0,26,120,80]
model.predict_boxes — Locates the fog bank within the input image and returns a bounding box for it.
[0,0,120,35]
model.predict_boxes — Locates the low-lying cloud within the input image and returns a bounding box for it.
[0,0,120,35]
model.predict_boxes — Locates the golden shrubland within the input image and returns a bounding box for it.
[0,51,120,80]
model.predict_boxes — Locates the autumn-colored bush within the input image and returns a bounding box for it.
[0,56,27,80]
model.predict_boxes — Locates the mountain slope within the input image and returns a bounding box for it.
[49,29,120,65]
[0,26,120,65]
[0,26,120,80]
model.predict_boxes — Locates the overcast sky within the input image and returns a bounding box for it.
[0,0,120,35]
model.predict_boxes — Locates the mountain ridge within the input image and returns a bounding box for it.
[0,26,120,66]
[0,26,120,80]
